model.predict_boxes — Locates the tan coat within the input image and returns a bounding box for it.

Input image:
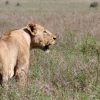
[0,23,56,86]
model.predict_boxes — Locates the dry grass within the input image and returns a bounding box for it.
[0,0,100,100]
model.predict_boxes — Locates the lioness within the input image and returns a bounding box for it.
[0,23,56,86]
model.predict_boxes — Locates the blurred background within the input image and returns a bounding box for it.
[0,0,100,100]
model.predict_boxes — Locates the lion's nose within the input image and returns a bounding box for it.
[53,37,56,40]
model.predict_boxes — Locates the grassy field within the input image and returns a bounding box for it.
[0,0,100,100]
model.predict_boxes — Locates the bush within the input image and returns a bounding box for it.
[16,3,21,7]
[78,35,100,56]
[5,1,9,5]
[90,2,99,8]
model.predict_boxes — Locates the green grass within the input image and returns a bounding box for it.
[0,0,100,99]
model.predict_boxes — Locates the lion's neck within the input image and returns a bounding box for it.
[18,29,31,47]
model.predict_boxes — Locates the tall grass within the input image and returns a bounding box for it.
[0,0,100,99]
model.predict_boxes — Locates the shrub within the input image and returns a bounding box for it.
[90,2,99,8]
[5,1,9,5]
[16,3,21,7]
[78,34,100,74]
[78,35,100,56]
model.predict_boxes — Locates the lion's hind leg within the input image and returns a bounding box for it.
[1,64,9,88]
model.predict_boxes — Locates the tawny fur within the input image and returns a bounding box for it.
[0,23,56,86]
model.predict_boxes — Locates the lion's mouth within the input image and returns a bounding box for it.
[43,45,50,51]
[43,45,50,53]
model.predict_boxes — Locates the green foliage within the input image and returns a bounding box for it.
[78,35,100,58]
[74,71,87,92]
[78,35,96,54]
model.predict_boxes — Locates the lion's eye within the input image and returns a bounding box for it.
[44,30,46,33]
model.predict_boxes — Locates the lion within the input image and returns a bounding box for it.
[0,23,56,87]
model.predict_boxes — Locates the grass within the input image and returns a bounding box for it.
[0,0,100,99]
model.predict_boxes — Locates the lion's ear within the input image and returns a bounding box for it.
[28,23,35,32]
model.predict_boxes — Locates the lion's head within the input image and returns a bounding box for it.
[27,23,56,52]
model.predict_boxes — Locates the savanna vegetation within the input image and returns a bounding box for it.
[0,0,100,100]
